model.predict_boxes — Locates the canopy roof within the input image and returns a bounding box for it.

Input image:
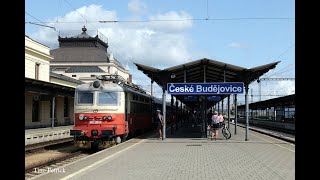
[134,58,280,106]
[25,78,76,97]
[134,58,280,88]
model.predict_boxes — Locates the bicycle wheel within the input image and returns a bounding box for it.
[222,128,231,139]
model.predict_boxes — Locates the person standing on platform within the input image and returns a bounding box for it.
[156,110,164,140]
[211,111,220,140]
[192,110,197,127]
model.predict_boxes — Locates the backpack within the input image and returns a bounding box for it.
[212,115,219,124]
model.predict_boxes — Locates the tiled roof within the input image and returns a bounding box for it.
[65,66,105,73]
[50,47,110,63]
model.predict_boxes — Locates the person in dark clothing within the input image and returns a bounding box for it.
[156,110,164,139]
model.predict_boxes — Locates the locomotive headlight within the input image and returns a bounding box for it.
[84,116,88,120]
[107,115,112,120]
[79,115,84,120]
[102,116,107,120]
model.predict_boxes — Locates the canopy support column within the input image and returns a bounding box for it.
[227,95,230,128]
[234,94,238,135]
[162,89,166,140]
[245,83,249,141]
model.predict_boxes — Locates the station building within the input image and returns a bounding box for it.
[49,26,132,83]
[25,27,132,129]
[25,35,83,129]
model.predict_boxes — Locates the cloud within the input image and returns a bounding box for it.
[27,3,196,97]
[227,42,247,48]
[30,4,117,48]
[128,0,147,16]
[247,80,295,103]
[148,11,193,33]
[29,4,193,68]
[104,28,192,67]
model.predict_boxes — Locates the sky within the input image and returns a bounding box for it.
[25,0,295,105]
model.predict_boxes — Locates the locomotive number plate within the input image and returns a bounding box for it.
[89,120,102,124]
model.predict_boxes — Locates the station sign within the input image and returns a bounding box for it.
[167,82,244,95]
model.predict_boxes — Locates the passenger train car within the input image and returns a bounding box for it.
[70,75,169,149]
[236,94,295,134]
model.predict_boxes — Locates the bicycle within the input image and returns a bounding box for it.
[221,122,231,140]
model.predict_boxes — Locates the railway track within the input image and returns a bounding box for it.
[25,151,90,179]
[24,128,159,179]
[25,140,117,179]
[251,123,295,135]
[25,137,74,152]
[235,118,295,135]
[232,122,295,144]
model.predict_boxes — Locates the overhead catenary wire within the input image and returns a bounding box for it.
[28,22,57,31]
[63,0,102,35]
[26,2,294,101]
[276,43,295,60]
[267,43,295,76]
[63,0,88,26]
[26,17,294,24]
[25,11,47,25]
[265,68,295,78]
[25,12,58,33]
[264,64,294,78]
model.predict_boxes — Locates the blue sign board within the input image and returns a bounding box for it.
[167,82,244,95]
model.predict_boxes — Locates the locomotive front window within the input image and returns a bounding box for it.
[77,92,94,104]
[98,92,119,106]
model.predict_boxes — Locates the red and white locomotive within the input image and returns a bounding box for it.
[70,75,157,149]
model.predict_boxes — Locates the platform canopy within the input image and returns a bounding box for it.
[134,58,280,89]
[25,77,76,97]
[134,58,280,106]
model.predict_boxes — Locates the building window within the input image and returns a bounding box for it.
[32,97,40,122]
[64,97,69,117]
[72,75,76,77]
[91,75,96,77]
[107,66,110,73]
[35,63,40,80]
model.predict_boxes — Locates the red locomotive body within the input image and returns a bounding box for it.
[70,75,155,149]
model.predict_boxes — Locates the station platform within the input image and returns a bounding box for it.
[25,125,73,145]
[30,123,295,180]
